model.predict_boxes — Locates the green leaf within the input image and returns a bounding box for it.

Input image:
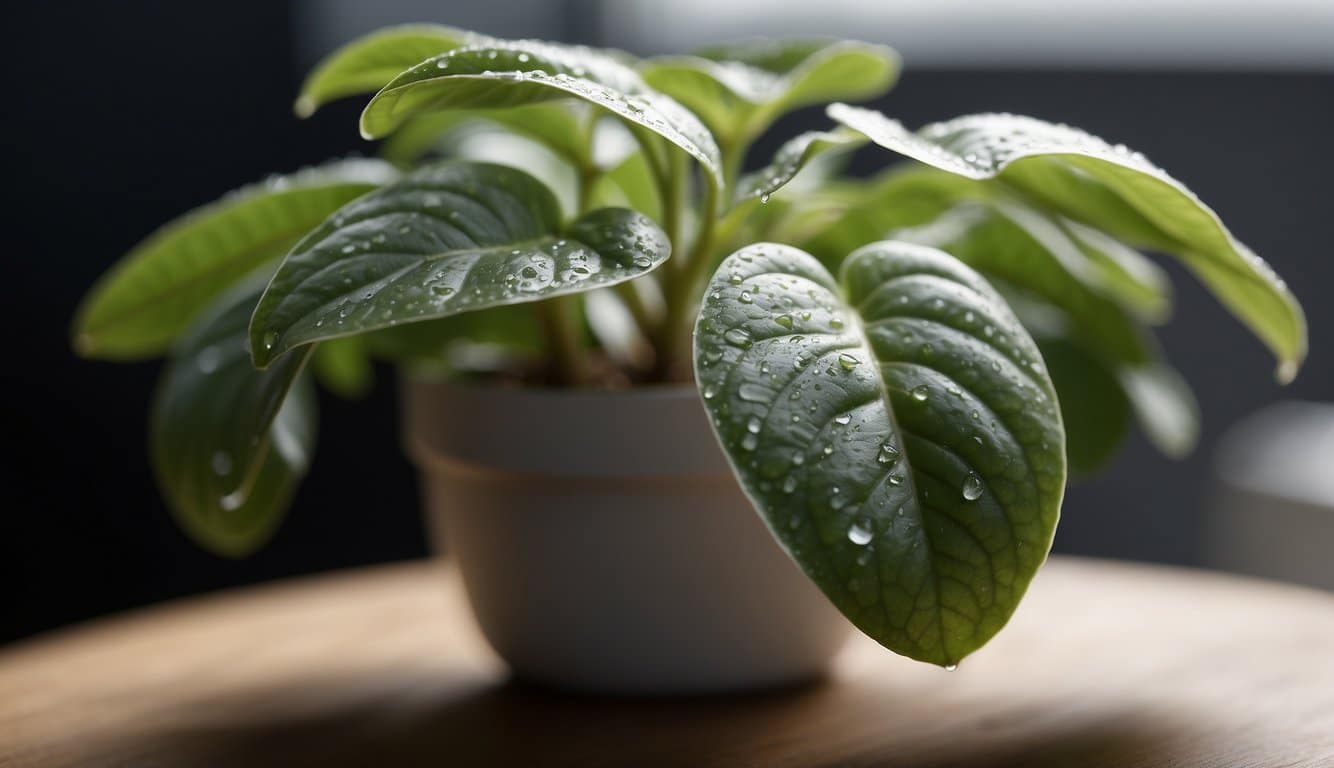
[359,40,723,187]
[250,161,670,367]
[295,24,483,117]
[73,159,396,360]
[644,40,898,141]
[1034,336,1131,475]
[800,166,982,267]
[899,202,1196,461]
[152,285,316,557]
[829,104,1306,381]
[734,128,865,207]
[311,336,374,398]
[695,241,1065,666]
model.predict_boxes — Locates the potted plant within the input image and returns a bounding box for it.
[73,25,1306,693]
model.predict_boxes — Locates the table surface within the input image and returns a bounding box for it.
[2,557,1332,767]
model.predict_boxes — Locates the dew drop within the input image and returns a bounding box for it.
[833,413,851,425]
[211,451,232,476]
[911,384,930,401]
[261,330,280,351]
[782,476,798,494]
[723,328,752,347]
[847,523,873,546]
[877,442,900,464]
[746,416,763,434]
[961,472,984,501]
[775,314,793,329]
[837,353,860,371]
[739,291,754,304]
[740,433,759,451]
[738,383,769,403]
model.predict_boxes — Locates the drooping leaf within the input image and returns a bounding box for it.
[152,285,316,557]
[695,241,1065,666]
[250,162,670,367]
[829,104,1306,381]
[360,40,722,186]
[73,159,396,360]
[899,202,1195,460]
[734,128,865,207]
[295,24,483,117]
[644,40,898,142]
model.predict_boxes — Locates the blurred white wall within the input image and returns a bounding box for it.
[605,0,1334,68]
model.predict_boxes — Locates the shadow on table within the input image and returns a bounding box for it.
[137,668,1194,767]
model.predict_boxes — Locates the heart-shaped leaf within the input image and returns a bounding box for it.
[734,128,866,207]
[295,24,484,116]
[644,40,898,142]
[829,104,1306,381]
[695,241,1065,666]
[73,159,396,360]
[250,161,670,367]
[360,41,722,187]
[152,285,316,557]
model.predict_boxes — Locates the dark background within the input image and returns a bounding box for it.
[2,1,1330,643]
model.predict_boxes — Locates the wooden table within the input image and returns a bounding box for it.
[2,558,1332,767]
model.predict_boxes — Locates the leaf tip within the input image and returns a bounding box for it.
[1275,358,1300,385]
[293,95,317,119]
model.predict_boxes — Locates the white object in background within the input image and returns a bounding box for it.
[1208,400,1334,591]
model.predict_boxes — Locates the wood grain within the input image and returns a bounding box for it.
[1,557,1332,767]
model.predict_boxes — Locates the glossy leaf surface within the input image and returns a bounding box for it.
[734,128,865,207]
[360,41,722,186]
[829,104,1305,380]
[73,160,394,360]
[695,241,1065,665]
[152,286,315,557]
[250,162,669,366]
[644,40,898,141]
[295,24,482,116]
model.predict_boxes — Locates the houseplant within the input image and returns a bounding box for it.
[73,25,1305,688]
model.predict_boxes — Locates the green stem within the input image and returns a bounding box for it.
[539,295,592,386]
[657,176,720,380]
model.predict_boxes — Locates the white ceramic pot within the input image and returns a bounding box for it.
[402,380,852,695]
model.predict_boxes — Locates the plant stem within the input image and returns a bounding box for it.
[539,295,592,386]
[657,176,720,381]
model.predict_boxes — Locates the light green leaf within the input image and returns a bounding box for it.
[311,336,374,398]
[1119,362,1199,459]
[295,24,483,117]
[800,165,983,267]
[152,285,316,557]
[360,40,723,187]
[250,161,670,367]
[73,159,396,360]
[829,104,1306,381]
[645,40,897,141]
[734,128,866,207]
[695,241,1065,666]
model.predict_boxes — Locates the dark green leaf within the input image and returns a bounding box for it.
[250,162,670,367]
[695,241,1065,665]
[1034,336,1131,475]
[73,160,395,360]
[152,285,315,557]
[829,104,1306,381]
